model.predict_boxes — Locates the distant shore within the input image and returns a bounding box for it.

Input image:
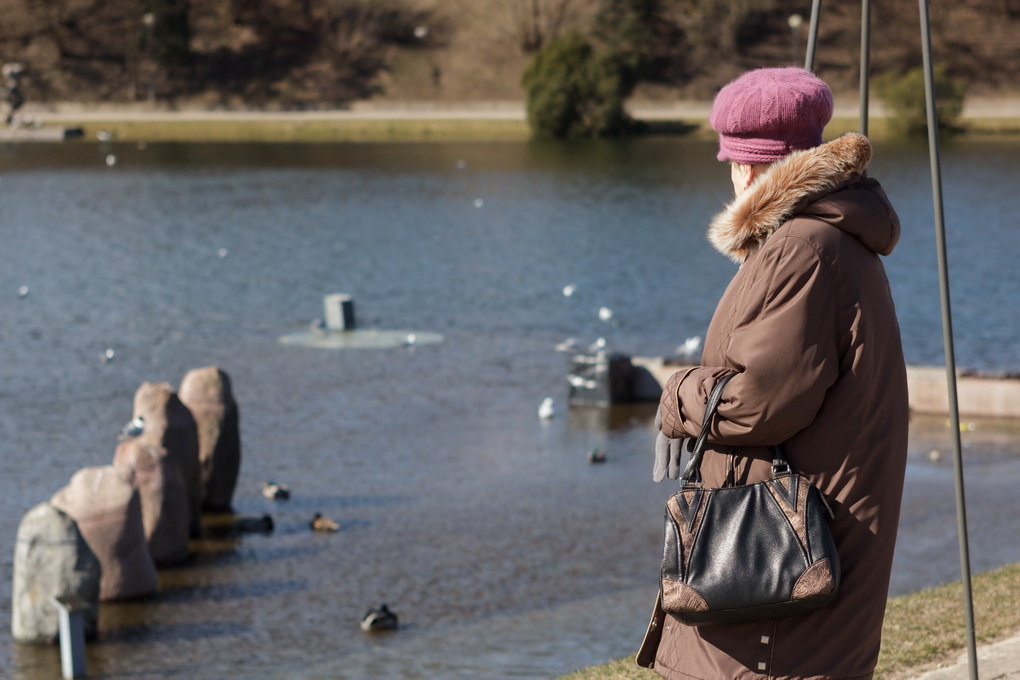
[8,95,1020,143]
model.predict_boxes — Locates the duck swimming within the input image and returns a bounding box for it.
[310,512,339,532]
[361,604,398,632]
[120,415,145,439]
[262,481,290,500]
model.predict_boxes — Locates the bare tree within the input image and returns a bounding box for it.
[511,0,578,51]
[448,0,588,54]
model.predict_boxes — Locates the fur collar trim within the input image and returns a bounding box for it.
[708,133,873,263]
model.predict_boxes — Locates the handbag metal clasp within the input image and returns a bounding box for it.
[771,446,791,476]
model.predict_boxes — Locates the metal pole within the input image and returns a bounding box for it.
[917,2,979,678]
[143,13,155,104]
[859,0,871,135]
[50,596,87,678]
[804,0,822,71]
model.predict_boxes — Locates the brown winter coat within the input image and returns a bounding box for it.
[644,133,909,680]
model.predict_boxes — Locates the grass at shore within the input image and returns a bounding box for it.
[37,111,1020,144]
[558,561,1020,680]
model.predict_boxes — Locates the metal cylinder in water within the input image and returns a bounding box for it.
[323,294,356,331]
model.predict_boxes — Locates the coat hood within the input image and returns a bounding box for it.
[708,133,900,263]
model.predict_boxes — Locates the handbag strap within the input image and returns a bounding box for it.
[679,372,793,486]
[680,373,734,485]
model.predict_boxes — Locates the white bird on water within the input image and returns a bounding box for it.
[562,284,576,297]
[677,335,702,359]
[538,397,555,419]
[598,306,613,322]
[554,337,577,352]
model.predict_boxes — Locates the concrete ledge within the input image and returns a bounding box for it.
[905,366,1020,418]
[0,127,82,142]
[630,358,1020,419]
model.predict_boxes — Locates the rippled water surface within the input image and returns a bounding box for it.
[1,137,1019,679]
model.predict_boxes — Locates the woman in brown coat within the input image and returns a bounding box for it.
[642,68,909,679]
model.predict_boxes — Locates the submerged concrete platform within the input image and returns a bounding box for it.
[278,328,443,350]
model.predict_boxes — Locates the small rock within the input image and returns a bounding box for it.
[234,514,274,534]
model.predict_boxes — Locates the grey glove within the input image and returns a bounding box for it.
[654,406,685,482]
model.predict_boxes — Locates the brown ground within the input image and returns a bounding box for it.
[3,0,1020,109]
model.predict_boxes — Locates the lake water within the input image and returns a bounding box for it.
[1,136,1019,679]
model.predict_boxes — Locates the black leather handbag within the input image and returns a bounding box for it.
[659,373,840,626]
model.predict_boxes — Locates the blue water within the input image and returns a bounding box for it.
[0,136,1018,679]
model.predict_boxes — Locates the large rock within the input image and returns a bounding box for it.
[132,382,202,535]
[178,366,241,512]
[51,465,158,602]
[113,439,190,566]
[11,503,101,643]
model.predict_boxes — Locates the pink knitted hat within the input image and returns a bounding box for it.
[710,67,834,164]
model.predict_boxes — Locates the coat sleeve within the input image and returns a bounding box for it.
[659,232,841,446]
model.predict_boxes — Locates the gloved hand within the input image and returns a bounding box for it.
[654,406,686,482]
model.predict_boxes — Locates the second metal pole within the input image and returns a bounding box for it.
[805,0,822,71]
[859,0,871,135]
[917,1,979,678]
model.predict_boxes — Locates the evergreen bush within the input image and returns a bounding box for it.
[520,31,639,138]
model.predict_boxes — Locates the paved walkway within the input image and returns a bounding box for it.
[909,634,1020,680]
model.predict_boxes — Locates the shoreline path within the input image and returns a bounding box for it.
[910,635,1020,680]
[21,96,1020,123]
